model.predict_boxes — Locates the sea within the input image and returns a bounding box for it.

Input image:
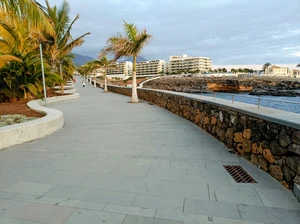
[194,92,300,114]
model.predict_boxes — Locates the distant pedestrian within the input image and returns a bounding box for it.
[82,80,85,87]
[73,78,76,83]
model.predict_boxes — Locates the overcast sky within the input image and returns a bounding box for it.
[39,0,300,67]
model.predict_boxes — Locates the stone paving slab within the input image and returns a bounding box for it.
[0,79,299,224]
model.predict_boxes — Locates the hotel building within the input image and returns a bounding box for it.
[107,61,132,76]
[168,54,212,74]
[136,60,166,76]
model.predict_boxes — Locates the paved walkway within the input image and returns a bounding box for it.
[0,78,300,224]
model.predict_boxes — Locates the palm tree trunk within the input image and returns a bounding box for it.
[131,55,139,103]
[104,69,108,92]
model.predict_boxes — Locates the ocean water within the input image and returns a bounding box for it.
[194,92,300,114]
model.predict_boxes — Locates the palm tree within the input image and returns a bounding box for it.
[97,56,117,92]
[263,62,271,75]
[101,20,152,103]
[43,0,90,95]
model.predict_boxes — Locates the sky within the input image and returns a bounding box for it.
[38,0,300,68]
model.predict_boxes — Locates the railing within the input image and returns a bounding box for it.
[193,90,300,112]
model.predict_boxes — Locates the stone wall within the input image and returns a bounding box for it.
[108,85,300,188]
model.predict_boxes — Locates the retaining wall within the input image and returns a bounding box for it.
[107,85,300,189]
[0,93,80,150]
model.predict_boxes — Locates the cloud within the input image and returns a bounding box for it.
[291,52,300,57]
[37,0,300,65]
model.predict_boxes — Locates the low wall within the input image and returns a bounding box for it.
[0,93,80,150]
[107,85,300,189]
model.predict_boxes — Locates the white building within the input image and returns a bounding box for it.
[107,61,132,76]
[136,60,166,76]
[168,54,212,74]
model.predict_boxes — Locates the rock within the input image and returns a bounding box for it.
[194,114,201,124]
[236,143,244,155]
[269,165,283,181]
[219,111,223,122]
[219,129,226,142]
[230,115,238,126]
[226,128,234,139]
[275,158,285,167]
[294,175,300,185]
[258,155,269,172]
[261,140,270,149]
[234,132,243,143]
[283,165,295,182]
[203,117,210,126]
[252,143,263,154]
[251,127,262,142]
[278,128,292,147]
[211,116,217,125]
[286,156,300,174]
[288,144,300,155]
[292,130,300,145]
[269,140,288,156]
[239,116,248,127]
[251,154,259,166]
[263,149,275,164]
[243,129,251,140]
[243,139,252,153]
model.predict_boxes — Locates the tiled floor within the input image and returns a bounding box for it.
[0,79,299,224]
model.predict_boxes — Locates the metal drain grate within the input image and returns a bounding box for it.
[223,165,257,183]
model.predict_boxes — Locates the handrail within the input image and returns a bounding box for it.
[193,90,300,110]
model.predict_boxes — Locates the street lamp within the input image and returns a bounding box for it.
[39,43,47,107]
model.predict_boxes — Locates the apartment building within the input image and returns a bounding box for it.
[136,60,166,76]
[168,54,212,74]
[268,66,289,76]
[107,61,132,76]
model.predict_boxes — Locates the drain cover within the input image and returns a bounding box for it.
[223,165,256,183]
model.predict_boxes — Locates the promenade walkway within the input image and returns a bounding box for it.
[0,78,300,224]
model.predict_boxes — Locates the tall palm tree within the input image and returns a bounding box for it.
[98,56,117,92]
[101,20,152,103]
[263,62,271,75]
[43,0,90,95]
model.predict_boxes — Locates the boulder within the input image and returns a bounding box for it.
[286,156,300,174]
[278,128,292,147]
[269,165,283,181]
[292,130,300,145]
[288,144,300,156]
[269,140,288,156]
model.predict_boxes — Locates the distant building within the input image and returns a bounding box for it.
[136,60,166,76]
[267,65,290,76]
[107,61,132,76]
[168,54,212,74]
[291,69,300,78]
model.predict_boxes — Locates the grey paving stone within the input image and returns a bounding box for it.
[0,166,22,179]
[110,164,151,177]
[162,180,209,200]
[147,167,187,181]
[41,170,87,186]
[184,198,241,220]
[209,184,264,206]
[213,217,266,224]
[136,158,171,167]
[86,189,136,206]
[155,210,212,223]
[186,169,230,184]
[118,177,165,195]
[4,182,54,195]
[238,204,300,224]
[64,209,126,224]
[0,198,75,224]
[255,188,300,210]
[44,185,93,200]
[123,215,183,224]
[78,173,125,190]
[103,204,155,217]
[58,199,106,210]
[0,191,19,200]
[14,194,66,206]
[7,168,54,182]
[132,194,184,212]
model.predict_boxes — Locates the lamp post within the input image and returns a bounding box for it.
[39,43,47,107]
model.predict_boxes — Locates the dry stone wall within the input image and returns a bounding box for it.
[108,85,300,188]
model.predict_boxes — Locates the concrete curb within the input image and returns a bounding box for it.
[0,93,80,150]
